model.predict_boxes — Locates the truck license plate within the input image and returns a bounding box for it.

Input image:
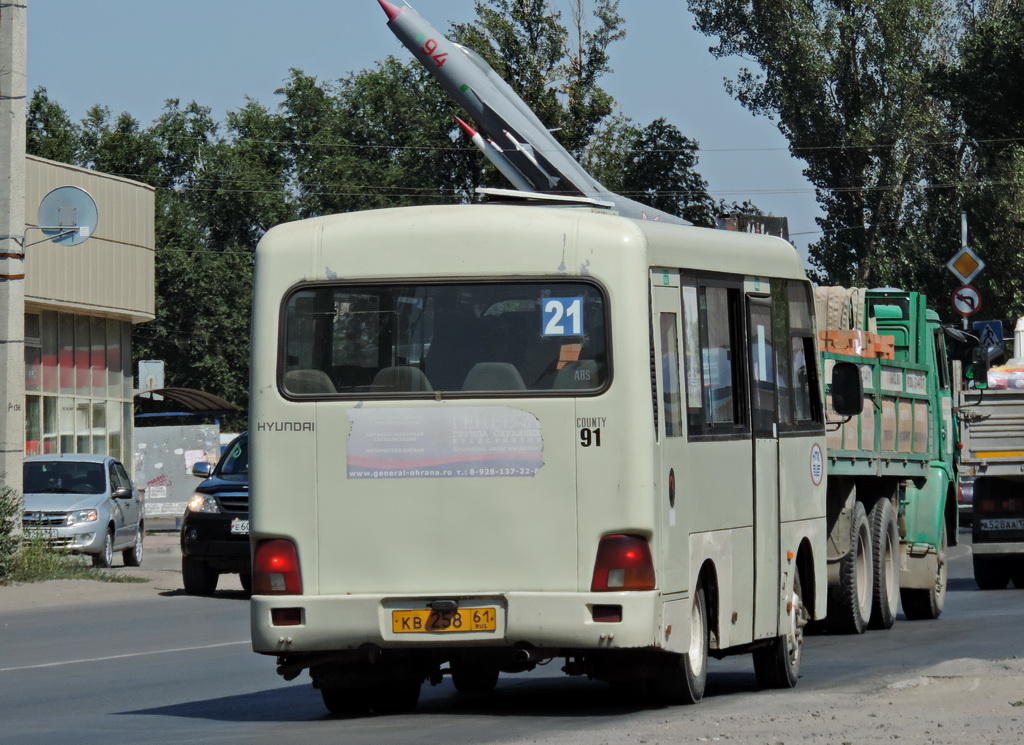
[980,517,1024,531]
[392,607,497,633]
[230,518,249,535]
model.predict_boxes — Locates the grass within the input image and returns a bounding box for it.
[4,537,148,585]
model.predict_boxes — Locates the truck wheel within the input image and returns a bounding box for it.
[868,499,899,629]
[91,528,114,568]
[182,556,219,596]
[973,555,1010,590]
[1011,561,1024,589]
[753,571,805,689]
[652,583,708,704]
[122,524,144,567]
[902,521,948,617]
[320,685,372,716]
[828,501,872,634]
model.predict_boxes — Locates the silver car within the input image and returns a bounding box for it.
[22,454,144,568]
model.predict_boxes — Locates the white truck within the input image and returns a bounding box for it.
[957,318,1024,589]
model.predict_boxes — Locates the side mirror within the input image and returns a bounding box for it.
[831,361,864,417]
[112,486,134,500]
[192,462,212,478]
[968,346,990,390]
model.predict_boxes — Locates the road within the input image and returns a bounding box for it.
[2,530,1023,745]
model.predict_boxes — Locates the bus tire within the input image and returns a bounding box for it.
[868,499,899,629]
[320,685,372,717]
[753,571,804,689]
[973,554,1010,590]
[828,501,872,634]
[653,583,708,704]
[902,520,948,618]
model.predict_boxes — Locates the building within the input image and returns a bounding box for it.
[22,155,155,465]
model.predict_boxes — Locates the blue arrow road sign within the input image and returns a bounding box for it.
[974,320,1004,350]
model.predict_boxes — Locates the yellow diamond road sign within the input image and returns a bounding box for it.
[947,246,985,284]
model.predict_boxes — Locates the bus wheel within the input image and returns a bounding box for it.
[868,499,900,629]
[320,685,372,717]
[829,501,872,634]
[902,521,948,617]
[753,572,804,689]
[370,679,422,714]
[653,584,708,704]
[972,554,1010,590]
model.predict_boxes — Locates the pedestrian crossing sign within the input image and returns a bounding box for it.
[973,320,1004,350]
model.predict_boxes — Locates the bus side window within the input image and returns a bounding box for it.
[660,313,683,438]
[781,280,822,428]
[682,277,747,437]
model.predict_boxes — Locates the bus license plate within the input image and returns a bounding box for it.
[980,517,1024,531]
[392,607,497,633]
[230,518,249,535]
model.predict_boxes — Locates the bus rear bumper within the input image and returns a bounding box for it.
[251,590,674,656]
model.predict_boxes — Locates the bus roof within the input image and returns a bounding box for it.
[257,204,808,284]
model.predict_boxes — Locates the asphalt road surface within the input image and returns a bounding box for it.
[2,529,1023,745]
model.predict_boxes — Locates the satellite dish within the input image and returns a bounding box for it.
[37,186,99,246]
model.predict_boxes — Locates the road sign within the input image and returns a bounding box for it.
[946,246,986,284]
[974,320,1004,350]
[952,285,982,317]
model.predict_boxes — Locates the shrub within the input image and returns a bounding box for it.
[0,474,20,583]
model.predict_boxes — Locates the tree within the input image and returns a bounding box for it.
[586,116,717,225]
[944,0,1024,322]
[24,0,730,423]
[26,87,80,164]
[688,0,958,288]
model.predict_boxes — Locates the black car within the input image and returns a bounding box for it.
[181,432,250,595]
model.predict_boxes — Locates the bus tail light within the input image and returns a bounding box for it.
[591,534,655,591]
[253,539,303,595]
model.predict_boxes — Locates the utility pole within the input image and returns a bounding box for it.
[1,1,27,499]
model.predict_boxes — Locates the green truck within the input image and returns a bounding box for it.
[817,287,959,633]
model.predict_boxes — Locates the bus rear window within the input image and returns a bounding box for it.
[280,282,609,397]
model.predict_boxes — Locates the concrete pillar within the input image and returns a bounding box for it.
[1,1,27,498]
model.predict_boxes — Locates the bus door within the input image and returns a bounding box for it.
[747,292,781,640]
[651,271,688,598]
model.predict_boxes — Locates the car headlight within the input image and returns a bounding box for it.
[187,493,220,514]
[67,509,99,525]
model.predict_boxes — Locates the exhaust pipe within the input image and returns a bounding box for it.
[512,648,533,662]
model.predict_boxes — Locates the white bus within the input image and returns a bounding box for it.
[248,203,849,715]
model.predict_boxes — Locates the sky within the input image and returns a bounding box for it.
[26,0,822,260]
